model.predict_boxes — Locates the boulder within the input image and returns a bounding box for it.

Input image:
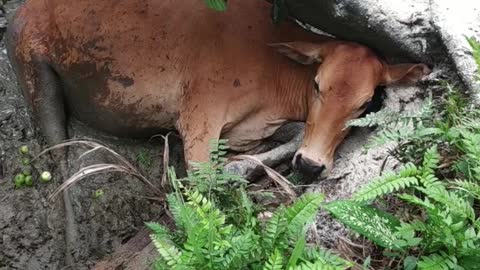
[285,0,480,98]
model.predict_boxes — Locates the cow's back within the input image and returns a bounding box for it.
[9,0,320,137]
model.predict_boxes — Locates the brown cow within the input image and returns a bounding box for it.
[6,0,429,262]
[7,0,429,176]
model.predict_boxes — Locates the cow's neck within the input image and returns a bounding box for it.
[266,66,314,122]
[222,67,313,152]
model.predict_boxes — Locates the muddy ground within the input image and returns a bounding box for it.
[0,32,189,268]
[0,0,447,269]
[0,1,186,267]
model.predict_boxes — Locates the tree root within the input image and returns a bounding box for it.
[225,123,304,180]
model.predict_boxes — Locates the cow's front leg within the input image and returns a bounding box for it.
[177,113,224,165]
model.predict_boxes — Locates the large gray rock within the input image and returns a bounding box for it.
[286,0,480,98]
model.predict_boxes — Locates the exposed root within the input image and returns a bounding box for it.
[231,154,297,202]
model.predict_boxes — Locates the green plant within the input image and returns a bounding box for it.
[147,141,352,269]
[325,37,480,269]
[326,146,480,269]
[137,148,153,169]
[204,0,227,11]
[467,37,480,80]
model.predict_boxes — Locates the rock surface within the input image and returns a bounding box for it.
[286,0,480,97]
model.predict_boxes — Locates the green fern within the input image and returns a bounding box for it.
[150,234,182,268]
[291,260,346,270]
[263,249,284,270]
[324,200,402,250]
[204,0,227,11]
[145,222,171,238]
[453,180,480,199]
[348,95,435,149]
[148,142,351,269]
[467,37,480,80]
[421,146,440,174]
[262,207,289,252]
[417,252,459,270]
[330,75,480,269]
[303,247,354,268]
[354,163,418,202]
[284,193,325,235]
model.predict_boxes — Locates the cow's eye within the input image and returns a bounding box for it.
[313,80,320,93]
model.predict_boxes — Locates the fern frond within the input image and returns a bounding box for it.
[263,249,284,270]
[417,185,475,221]
[167,194,198,234]
[417,252,458,270]
[291,260,344,270]
[397,193,435,211]
[150,234,182,267]
[347,109,399,128]
[204,0,227,11]
[467,36,480,80]
[453,180,480,199]
[303,247,354,268]
[421,146,440,176]
[223,229,258,268]
[368,124,415,147]
[262,207,289,252]
[146,222,171,238]
[418,174,441,189]
[354,163,418,202]
[284,193,325,236]
[324,200,402,250]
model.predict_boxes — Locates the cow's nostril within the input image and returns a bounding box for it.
[311,165,325,176]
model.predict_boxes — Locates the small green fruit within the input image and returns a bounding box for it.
[22,167,32,176]
[25,175,34,186]
[21,158,30,165]
[94,189,104,198]
[19,145,29,155]
[40,171,52,182]
[14,174,25,188]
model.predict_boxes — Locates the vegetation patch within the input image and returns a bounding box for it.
[147,38,480,270]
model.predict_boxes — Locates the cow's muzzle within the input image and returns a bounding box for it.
[292,153,325,181]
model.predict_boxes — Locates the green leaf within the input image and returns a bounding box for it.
[263,249,283,270]
[286,237,305,268]
[354,162,418,202]
[285,193,325,236]
[204,0,227,11]
[263,207,289,252]
[324,200,402,250]
[362,256,371,270]
[467,36,480,80]
[150,234,182,267]
[303,247,353,268]
[417,252,459,270]
[145,222,171,237]
[404,256,418,270]
[459,253,480,269]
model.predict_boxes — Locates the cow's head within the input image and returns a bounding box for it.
[270,41,431,179]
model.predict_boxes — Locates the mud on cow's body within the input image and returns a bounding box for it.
[7,0,430,177]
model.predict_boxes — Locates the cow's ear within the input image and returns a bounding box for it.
[380,63,431,85]
[268,42,329,65]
